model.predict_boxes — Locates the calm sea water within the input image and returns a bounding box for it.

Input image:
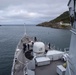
[0,25,71,75]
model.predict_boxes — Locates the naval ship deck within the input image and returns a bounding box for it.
[12,35,66,75]
[35,60,65,75]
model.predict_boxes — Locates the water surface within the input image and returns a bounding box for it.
[0,25,71,75]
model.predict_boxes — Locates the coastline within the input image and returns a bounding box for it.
[36,24,71,30]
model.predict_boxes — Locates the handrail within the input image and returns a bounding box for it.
[64,48,69,52]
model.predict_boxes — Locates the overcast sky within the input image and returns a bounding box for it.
[0,0,69,24]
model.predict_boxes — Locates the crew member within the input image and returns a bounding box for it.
[23,43,27,52]
[48,43,50,49]
[34,37,37,41]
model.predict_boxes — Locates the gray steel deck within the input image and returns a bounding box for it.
[12,35,32,75]
[35,60,65,75]
[12,35,65,75]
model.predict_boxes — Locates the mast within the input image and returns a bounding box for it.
[65,0,76,75]
[24,23,27,35]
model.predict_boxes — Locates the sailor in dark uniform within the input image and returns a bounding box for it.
[27,44,29,50]
[34,37,37,41]
[23,43,27,52]
[48,43,50,49]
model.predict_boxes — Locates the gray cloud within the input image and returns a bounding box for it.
[0,0,69,24]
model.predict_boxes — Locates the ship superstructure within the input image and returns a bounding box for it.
[65,0,76,75]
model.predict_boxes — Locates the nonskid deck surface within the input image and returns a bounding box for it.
[35,60,65,75]
[18,35,33,49]
[12,35,33,75]
[17,35,33,62]
[12,35,65,75]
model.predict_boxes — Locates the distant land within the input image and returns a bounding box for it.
[0,24,35,26]
[37,11,71,29]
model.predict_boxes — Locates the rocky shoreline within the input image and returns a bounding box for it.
[36,11,71,29]
[37,23,71,29]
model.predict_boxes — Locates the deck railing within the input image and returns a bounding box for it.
[45,43,69,52]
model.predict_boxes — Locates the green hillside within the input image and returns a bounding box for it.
[37,11,71,29]
[50,11,70,23]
